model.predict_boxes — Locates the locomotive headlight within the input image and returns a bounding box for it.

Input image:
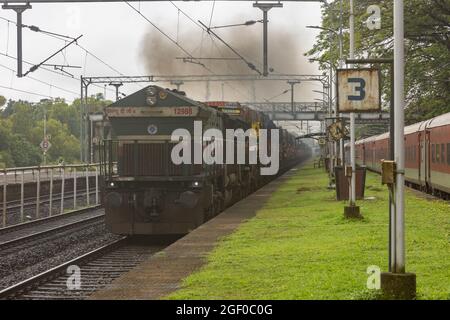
[146,86,157,96]
[146,96,157,106]
[191,181,203,188]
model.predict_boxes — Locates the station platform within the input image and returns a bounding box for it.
[90,161,449,300]
[89,164,299,299]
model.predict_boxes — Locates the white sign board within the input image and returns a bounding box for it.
[337,68,381,113]
[40,139,51,152]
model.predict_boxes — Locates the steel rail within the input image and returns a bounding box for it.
[0,205,102,235]
[0,237,127,300]
[0,211,105,251]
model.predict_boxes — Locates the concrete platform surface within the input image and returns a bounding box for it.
[89,167,298,300]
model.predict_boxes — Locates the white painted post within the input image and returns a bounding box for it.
[73,167,77,209]
[36,166,41,219]
[2,169,6,227]
[394,0,405,273]
[60,166,65,215]
[49,168,53,216]
[349,0,356,206]
[20,169,24,222]
[85,166,90,206]
[95,166,99,205]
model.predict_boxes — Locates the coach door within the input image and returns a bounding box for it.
[421,130,432,189]
[418,132,423,187]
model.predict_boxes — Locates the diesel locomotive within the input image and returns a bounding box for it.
[100,85,309,235]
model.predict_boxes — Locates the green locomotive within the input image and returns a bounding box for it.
[100,85,308,235]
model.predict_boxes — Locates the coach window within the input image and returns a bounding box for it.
[441,143,445,163]
[436,144,440,163]
[432,144,435,163]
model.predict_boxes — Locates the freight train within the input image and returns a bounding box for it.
[351,112,450,198]
[100,85,310,235]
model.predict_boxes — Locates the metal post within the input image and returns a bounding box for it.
[49,167,53,216]
[109,82,123,101]
[90,118,94,163]
[85,166,90,206]
[393,0,405,273]
[389,63,395,272]
[43,105,47,165]
[349,0,356,207]
[95,166,99,205]
[85,84,90,163]
[253,2,283,77]
[2,169,6,227]
[60,166,65,215]
[20,169,24,222]
[262,9,268,76]
[16,10,23,77]
[73,167,77,209]
[1,4,31,77]
[80,76,84,162]
[380,0,415,300]
[36,166,40,218]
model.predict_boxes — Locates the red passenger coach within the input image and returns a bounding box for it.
[353,112,450,198]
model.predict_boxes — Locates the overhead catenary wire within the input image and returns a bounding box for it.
[124,1,252,101]
[166,2,255,100]
[0,52,116,94]
[0,15,134,91]
[0,84,53,99]
[124,1,206,69]
[198,20,262,75]
[0,63,79,95]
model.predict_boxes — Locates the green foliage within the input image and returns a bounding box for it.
[306,0,450,125]
[0,95,5,107]
[168,163,450,300]
[0,93,110,167]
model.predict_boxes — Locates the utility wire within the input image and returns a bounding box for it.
[198,20,262,75]
[0,15,131,89]
[0,52,116,94]
[0,63,79,95]
[124,1,206,69]
[165,3,254,100]
[0,84,53,98]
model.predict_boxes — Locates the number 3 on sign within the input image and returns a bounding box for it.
[337,68,380,113]
[348,78,366,101]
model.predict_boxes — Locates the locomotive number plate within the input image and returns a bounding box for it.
[174,107,193,116]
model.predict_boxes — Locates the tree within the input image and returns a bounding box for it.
[30,119,80,164]
[0,95,6,108]
[0,92,110,167]
[306,0,450,125]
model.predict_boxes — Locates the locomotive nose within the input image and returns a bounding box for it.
[175,191,199,209]
[105,192,122,208]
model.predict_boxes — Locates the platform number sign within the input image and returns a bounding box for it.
[337,68,381,113]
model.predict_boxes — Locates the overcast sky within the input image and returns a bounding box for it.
[0,1,324,106]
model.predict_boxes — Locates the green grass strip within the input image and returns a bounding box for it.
[168,162,450,300]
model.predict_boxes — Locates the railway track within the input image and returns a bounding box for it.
[0,209,105,252]
[0,237,165,300]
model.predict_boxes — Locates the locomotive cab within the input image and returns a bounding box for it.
[101,86,221,235]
